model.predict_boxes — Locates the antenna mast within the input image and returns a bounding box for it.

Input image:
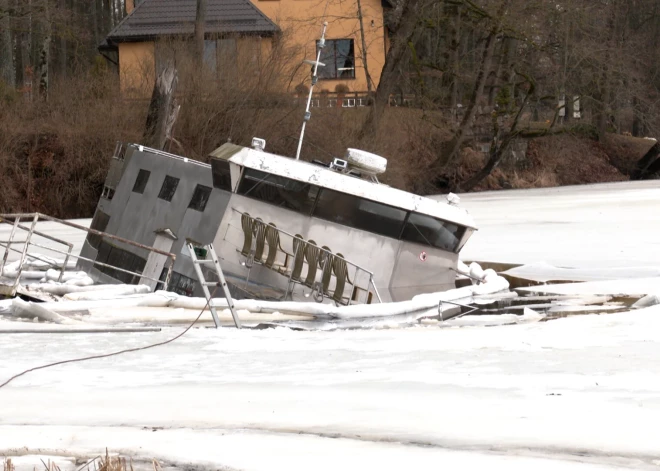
[295,21,328,160]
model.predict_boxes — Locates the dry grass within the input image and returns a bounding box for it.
[2,449,164,471]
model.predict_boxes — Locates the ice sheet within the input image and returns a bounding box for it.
[2,307,660,469]
[450,181,660,268]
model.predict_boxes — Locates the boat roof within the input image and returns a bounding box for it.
[210,143,478,229]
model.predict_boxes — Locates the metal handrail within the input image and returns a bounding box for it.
[231,208,382,304]
[128,143,211,169]
[0,213,176,293]
[0,241,169,288]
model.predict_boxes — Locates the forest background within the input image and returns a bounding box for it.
[1,0,660,219]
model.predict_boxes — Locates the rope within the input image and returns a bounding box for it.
[0,286,220,390]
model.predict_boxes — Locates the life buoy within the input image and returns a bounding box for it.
[345,148,388,175]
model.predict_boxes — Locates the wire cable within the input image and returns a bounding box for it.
[0,286,220,390]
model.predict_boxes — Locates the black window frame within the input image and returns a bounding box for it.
[312,188,407,239]
[317,39,356,80]
[87,210,111,250]
[168,271,197,297]
[96,240,147,284]
[158,175,180,202]
[132,169,151,194]
[401,212,468,253]
[188,184,213,212]
[211,158,232,191]
[237,168,321,215]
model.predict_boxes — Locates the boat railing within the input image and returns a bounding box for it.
[0,213,176,297]
[228,209,382,305]
[126,143,211,169]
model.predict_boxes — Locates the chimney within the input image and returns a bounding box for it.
[126,0,135,14]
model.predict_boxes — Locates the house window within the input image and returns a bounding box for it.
[133,169,151,194]
[204,40,217,71]
[158,175,180,202]
[188,184,212,212]
[317,39,355,79]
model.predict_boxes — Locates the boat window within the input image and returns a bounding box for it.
[167,271,197,297]
[188,184,212,212]
[158,175,180,202]
[132,169,151,194]
[237,168,320,215]
[96,240,146,284]
[313,189,407,238]
[401,213,467,252]
[87,210,110,250]
[211,159,232,191]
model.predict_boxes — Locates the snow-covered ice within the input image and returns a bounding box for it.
[454,181,660,269]
[2,306,660,470]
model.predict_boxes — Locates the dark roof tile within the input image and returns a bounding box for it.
[107,0,279,42]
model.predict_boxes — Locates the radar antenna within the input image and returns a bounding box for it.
[295,21,328,160]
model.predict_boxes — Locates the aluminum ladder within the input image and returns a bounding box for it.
[187,242,241,329]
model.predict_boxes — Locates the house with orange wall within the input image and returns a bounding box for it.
[101,0,390,96]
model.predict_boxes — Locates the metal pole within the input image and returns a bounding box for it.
[13,215,39,292]
[0,217,20,276]
[370,276,383,303]
[58,245,74,283]
[295,21,328,161]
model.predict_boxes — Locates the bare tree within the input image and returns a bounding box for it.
[194,0,207,67]
[0,0,16,87]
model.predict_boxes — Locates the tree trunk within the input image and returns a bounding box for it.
[429,27,498,173]
[359,0,422,139]
[449,5,461,116]
[356,0,373,93]
[59,0,67,78]
[143,64,179,151]
[38,0,51,99]
[0,0,16,87]
[427,0,511,181]
[459,73,534,192]
[195,0,207,67]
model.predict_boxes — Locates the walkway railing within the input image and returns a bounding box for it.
[0,213,176,296]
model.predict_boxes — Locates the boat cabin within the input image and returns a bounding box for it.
[79,141,477,304]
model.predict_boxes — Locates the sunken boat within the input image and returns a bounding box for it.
[78,139,477,305]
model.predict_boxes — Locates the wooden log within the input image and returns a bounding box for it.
[143,63,179,151]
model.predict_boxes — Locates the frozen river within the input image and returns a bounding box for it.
[454,180,660,268]
[2,181,660,470]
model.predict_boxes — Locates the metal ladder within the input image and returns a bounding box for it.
[187,242,241,329]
